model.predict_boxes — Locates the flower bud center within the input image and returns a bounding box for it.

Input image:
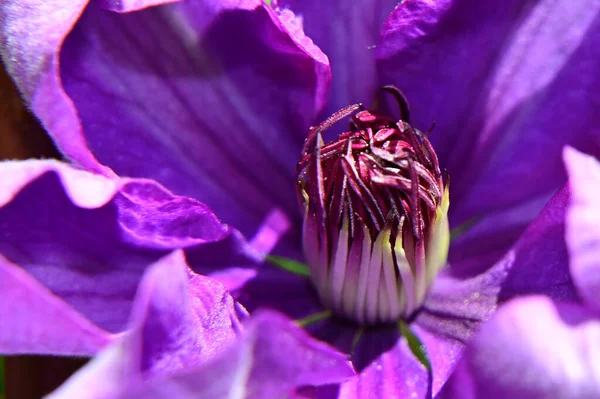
[296,87,450,325]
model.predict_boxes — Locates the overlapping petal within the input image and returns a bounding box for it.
[378,0,600,271]
[0,160,228,335]
[49,250,249,398]
[50,260,354,399]
[439,296,600,399]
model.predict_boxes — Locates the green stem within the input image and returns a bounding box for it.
[398,320,431,371]
[296,310,332,327]
[266,255,311,277]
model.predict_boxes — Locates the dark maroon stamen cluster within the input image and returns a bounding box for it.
[296,87,448,324]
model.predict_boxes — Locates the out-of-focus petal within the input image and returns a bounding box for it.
[96,0,179,12]
[564,147,600,311]
[378,0,600,269]
[0,160,228,334]
[49,250,247,398]
[51,0,328,238]
[439,296,600,399]
[277,0,398,121]
[0,254,111,356]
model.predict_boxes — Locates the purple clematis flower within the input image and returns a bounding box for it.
[439,148,600,398]
[1,0,600,397]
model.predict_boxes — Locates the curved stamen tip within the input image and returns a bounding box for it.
[380,85,411,123]
[296,90,450,325]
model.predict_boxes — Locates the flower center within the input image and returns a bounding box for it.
[296,87,450,325]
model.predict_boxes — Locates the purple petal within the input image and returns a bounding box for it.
[277,0,398,120]
[36,0,327,238]
[0,160,228,334]
[49,250,247,398]
[0,0,110,175]
[439,296,600,399]
[497,184,578,302]
[378,0,600,268]
[340,328,428,399]
[124,250,247,376]
[417,180,577,395]
[564,147,600,311]
[0,254,111,356]
[302,321,428,398]
[54,310,353,399]
[413,258,506,396]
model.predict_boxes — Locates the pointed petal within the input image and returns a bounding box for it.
[439,296,600,399]
[0,254,111,356]
[564,147,600,311]
[0,160,228,334]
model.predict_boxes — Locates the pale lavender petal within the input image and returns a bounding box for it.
[0,160,228,333]
[0,0,110,175]
[564,147,600,311]
[49,250,247,398]
[53,0,329,238]
[378,0,600,271]
[277,0,398,121]
[439,296,600,399]
[0,254,111,356]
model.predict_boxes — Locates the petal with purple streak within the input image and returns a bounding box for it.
[438,296,600,399]
[52,0,328,238]
[378,0,600,271]
[564,147,600,311]
[0,160,229,334]
[277,0,398,122]
[0,254,111,356]
[49,250,248,398]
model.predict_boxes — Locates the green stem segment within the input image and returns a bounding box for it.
[296,310,332,327]
[266,255,311,277]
